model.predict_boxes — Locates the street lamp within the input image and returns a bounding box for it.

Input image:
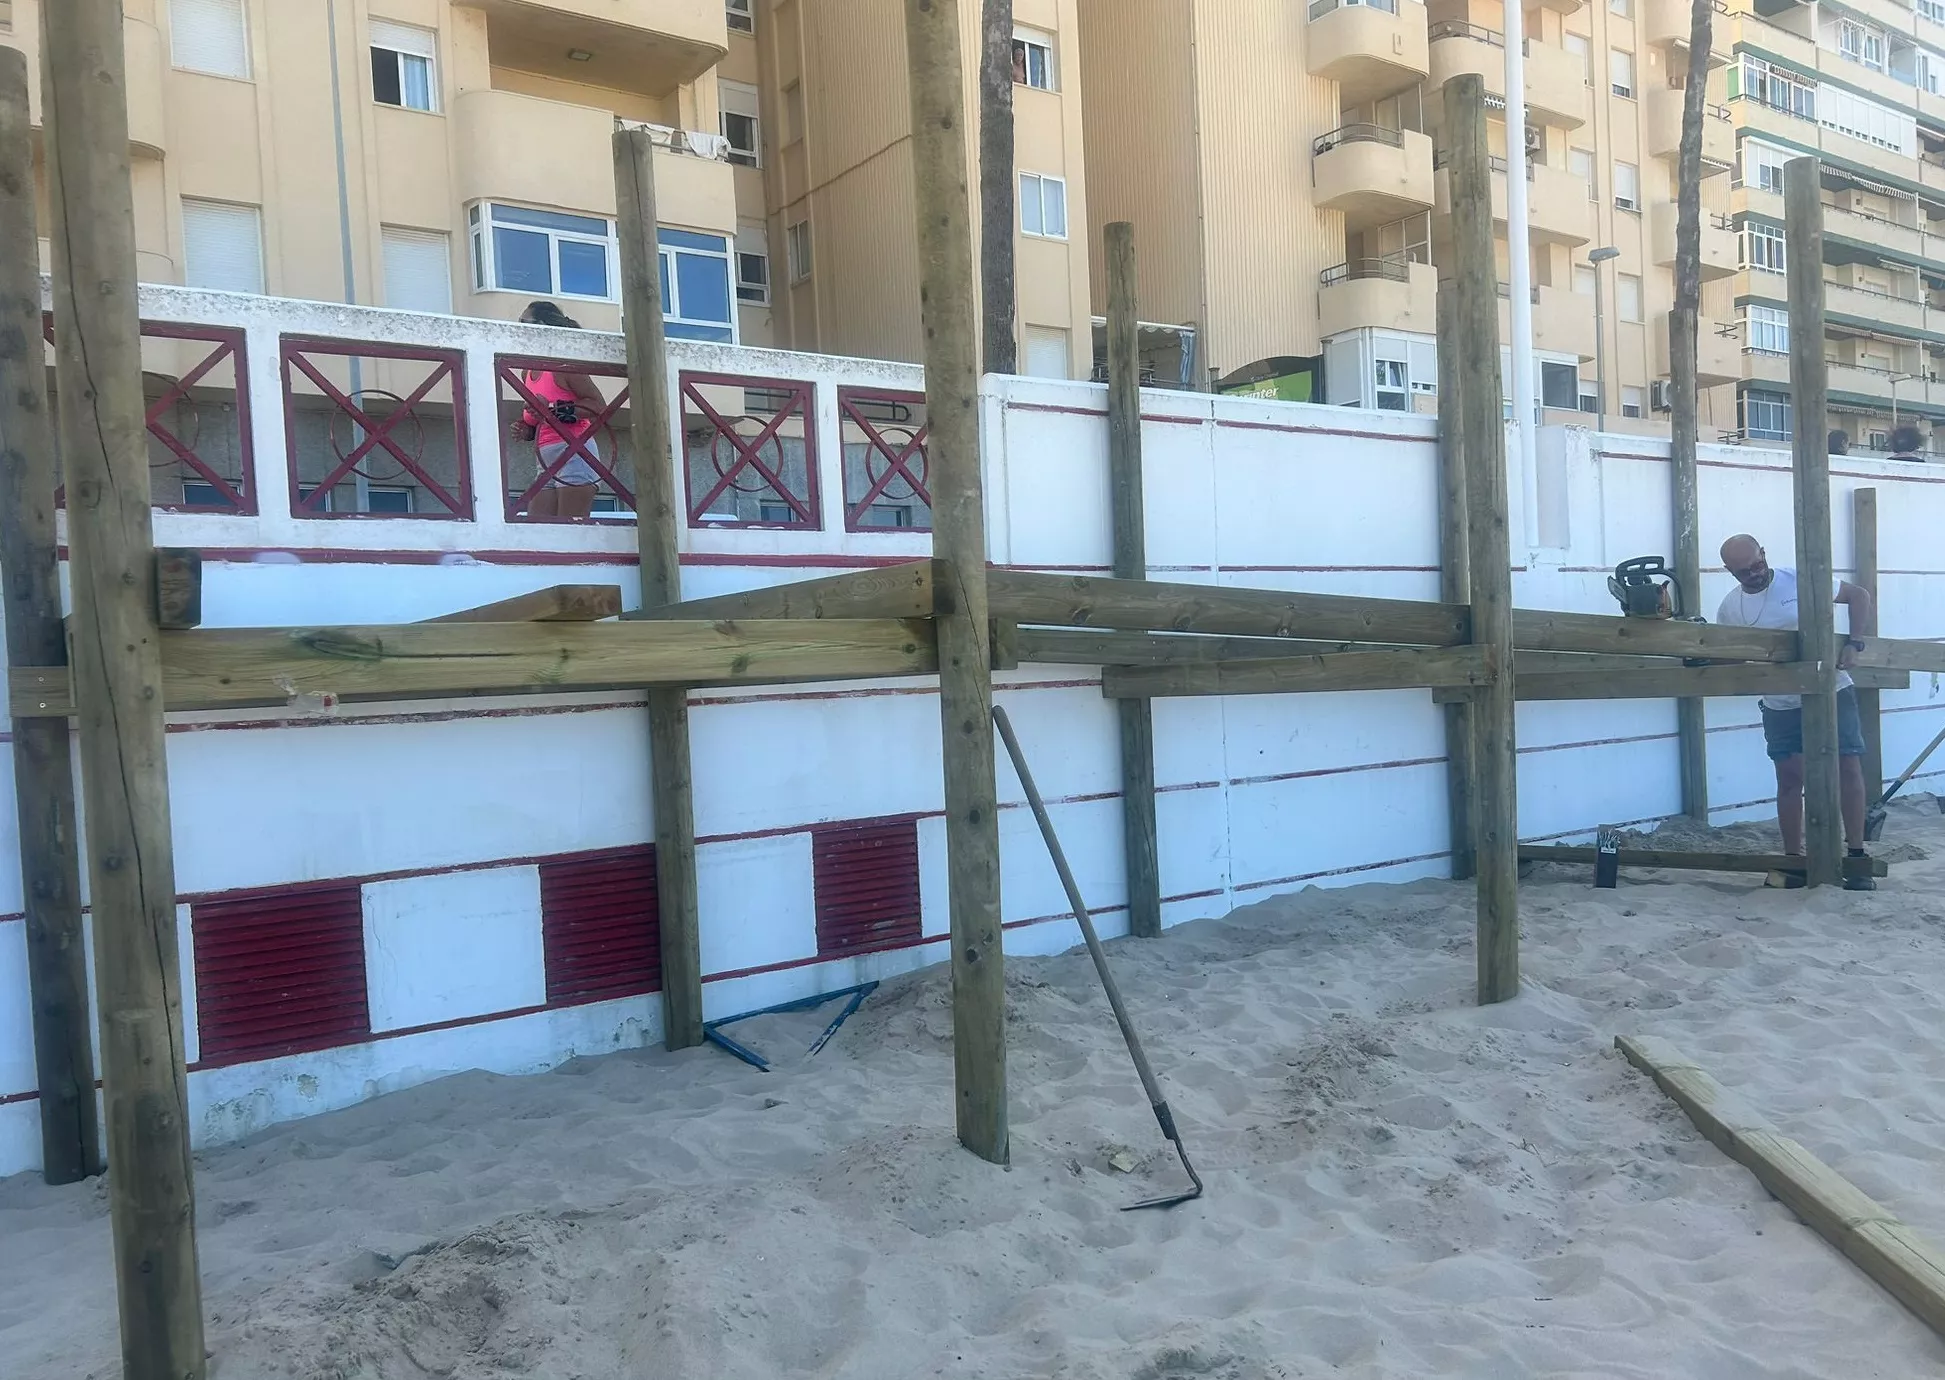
[1588,247,1621,435]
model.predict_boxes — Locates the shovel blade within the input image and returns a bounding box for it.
[1865,808,1887,842]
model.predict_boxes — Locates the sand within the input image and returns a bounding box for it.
[7,799,1945,1379]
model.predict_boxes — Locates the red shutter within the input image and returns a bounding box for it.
[540,845,661,1006]
[192,882,370,1066]
[813,819,922,958]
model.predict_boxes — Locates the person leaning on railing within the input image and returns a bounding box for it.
[512,300,610,520]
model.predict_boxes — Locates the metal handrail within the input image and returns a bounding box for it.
[1824,278,1924,306]
[1320,258,1412,287]
[1431,150,1536,179]
[1428,18,1503,46]
[1313,122,1407,155]
[1309,0,1399,17]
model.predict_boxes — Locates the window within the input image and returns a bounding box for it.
[1569,147,1596,198]
[1742,222,1787,273]
[1375,357,1409,411]
[1742,388,1792,440]
[1541,360,1580,410]
[181,199,263,293]
[1565,33,1592,85]
[1611,50,1635,98]
[1013,29,1057,90]
[1839,20,1886,72]
[172,0,250,78]
[1734,57,1815,121]
[470,202,613,300]
[1573,265,1597,296]
[657,230,736,342]
[1579,382,1600,413]
[370,19,436,112]
[1024,325,1070,379]
[382,227,451,314]
[726,0,754,33]
[735,224,770,304]
[1746,303,1789,353]
[866,504,913,528]
[786,219,813,281]
[1618,272,1643,321]
[1925,0,1945,23]
[1818,82,1915,154]
[1742,140,1789,193]
[1620,385,1644,418]
[1020,172,1068,238]
[719,80,761,168]
[1614,162,1641,211]
[1610,0,1631,15]
[783,81,805,144]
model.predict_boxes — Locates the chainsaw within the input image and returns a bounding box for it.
[1608,556,1694,620]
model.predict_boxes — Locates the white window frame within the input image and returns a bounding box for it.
[369,19,437,113]
[381,226,453,315]
[468,201,617,302]
[1611,49,1635,98]
[1621,385,1645,419]
[1609,0,1632,16]
[1565,32,1592,85]
[1746,303,1790,354]
[171,0,251,79]
[719,80,761,168]
[657,231,738,342]
[1569,147,1596,198]
[726,0,755,33]
[736,249,770,305]
[1743,389,1792,440]
[1742,222,1786,274]
[787,219,813,282]
[1742,140,1789,193]
[1013,28,1057,91]
[1614,161,1641,211]
[1019,171,1069,239]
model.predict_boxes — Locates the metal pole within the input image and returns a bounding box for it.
[325,0,372,512]
[1593,269,1607,435]
[1504,6,1539,548]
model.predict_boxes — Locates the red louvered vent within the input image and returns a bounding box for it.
[813,819,922,958]
[540,846,661,1006]
[192,883,370,1067]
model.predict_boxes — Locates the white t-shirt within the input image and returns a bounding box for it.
[1714,566,1851,710]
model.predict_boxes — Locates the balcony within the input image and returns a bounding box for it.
[1313,126,1436,230]
[1496,284,1597,359]
[1649,203,1737,281]
[1318,258,1438,337]
[1644,0,1733,69]
[472,0,727,96]
[1428,22,1589,129]
[1645,89,1733,169]
[1824,279,1926,333]
[1827,358,1942,408]
[1653,313,1742,384]
[1435,157,1593,244]
[1306,0,1431,106]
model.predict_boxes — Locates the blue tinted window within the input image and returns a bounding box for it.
[493,226,552,292]
[491,203,610,236]
[558,239,609,298]
[675,250,731,325]
[659,227,729,253]
[659,255,672,306]
[665,321,735,343]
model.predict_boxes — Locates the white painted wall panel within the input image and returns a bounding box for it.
[362,867,546,1032]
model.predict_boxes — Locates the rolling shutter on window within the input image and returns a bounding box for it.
[539,846,661,1005]
[182,199,264,294]
[812,820,922,959]
[383,228,453,314]
[170,0,251,78]
[368,17,436,58]
[192,883,371,1066]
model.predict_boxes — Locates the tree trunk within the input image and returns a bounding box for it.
[978,0,1016,374]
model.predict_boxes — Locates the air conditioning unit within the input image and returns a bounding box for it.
[1651,379,1673,412]
[1615,195,1640,212]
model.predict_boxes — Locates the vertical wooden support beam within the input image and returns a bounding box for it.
[1435,276,1475,882]
[614,128,703,1049]
[42,4,206,1373]
[1672,410,1708,822]
[1105,222,1161,939]
[1853,488,1883,798]
[904,0,1008,1164]
[0,47,98,1187]
[1446,75,1520,1003]
[1785,157,1843,887]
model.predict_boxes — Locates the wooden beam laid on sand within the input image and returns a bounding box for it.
[421,584,623,624]
[623,560,936,623]
[1616,1034,1945,1343]
[1524,845,1885,878]
[9,620,937,717]
[1102,646,1490,699]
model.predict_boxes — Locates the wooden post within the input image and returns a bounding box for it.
[1784,157,1843,887]
[1435,275,1475,881]
[1854,488,1883,799]
[614,127,704,1049]
[41,3,206,1373]
[977,0,1016,374]
[0,46,98,1187]
[903,0,1008,1164]
[1445,74,1520,1003]
[1105,222,1161,939]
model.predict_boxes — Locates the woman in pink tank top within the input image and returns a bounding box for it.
[511,301,609,520]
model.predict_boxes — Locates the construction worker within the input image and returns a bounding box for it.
[1715,533,1876,890]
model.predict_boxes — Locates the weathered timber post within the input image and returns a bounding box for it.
[614,127,704,1048]
[1446,74,1520,1002]
[1435,277,1475,881]
[42,2,207,1373]
[903,0,1009,1163]
[1105,222,1161,939]
[1784,156,1843,887]
[0,46,98,1187]
[1853,487,1883,798]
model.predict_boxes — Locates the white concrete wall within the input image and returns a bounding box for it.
[2,286,1942,1175]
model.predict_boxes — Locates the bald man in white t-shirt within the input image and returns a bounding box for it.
[1715,533,1876,889]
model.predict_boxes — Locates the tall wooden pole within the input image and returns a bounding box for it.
[904,0,1008,1163]
[41,3,206,1373]
[0,47,98,1187]
[1854,488,1883,798]
[614,128,703,1049]
[1105,223,1161,939]
[1784,156,1842,887]
[1435,279,1475,882]
[1446,74,1519,1002]
[977,0,1016,374]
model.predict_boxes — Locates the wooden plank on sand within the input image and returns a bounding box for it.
[1523,845,1885,877]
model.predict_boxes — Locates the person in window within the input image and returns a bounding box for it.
[1827,428,1850,456]
[1886,422,1927,462]
[511,301,609,520]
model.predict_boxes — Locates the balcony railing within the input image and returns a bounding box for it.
[1310,0,1399,18]
[1320,257,1414,287]
[1433,149,1538,179]
[1313,122,1407,155]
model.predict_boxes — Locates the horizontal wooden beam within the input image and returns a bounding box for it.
[623,560,936,622]
[420,584,623,624]
[1850,667,1912,690]
[1855,636,1945,675]
[9,619,936,717]
[1436,663,1822,703]
[1522,845,1886,878]
[1508,608,1797,662]
[1101,646,1490,699]
[1018,626,1695,675]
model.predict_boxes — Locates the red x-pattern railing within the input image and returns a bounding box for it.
[496,355,633,522]
[41,317,256,513]
[281,337,471,518]
[838,387,931,532]
[681,371,819,528]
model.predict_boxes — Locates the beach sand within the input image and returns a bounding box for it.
[7,797,1945,1378]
